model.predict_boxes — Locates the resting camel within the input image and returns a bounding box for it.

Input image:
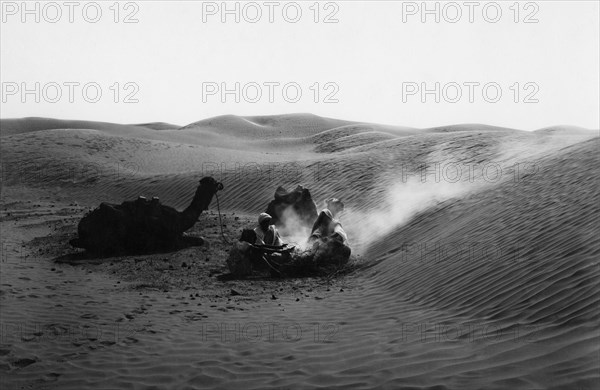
[70,177,224,254]
[265,184,318,230]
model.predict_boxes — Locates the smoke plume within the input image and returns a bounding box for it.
[342,178,470,253]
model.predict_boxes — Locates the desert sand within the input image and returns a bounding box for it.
[0,114,598,389]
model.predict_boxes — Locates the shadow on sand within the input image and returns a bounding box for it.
[54,235,206,265]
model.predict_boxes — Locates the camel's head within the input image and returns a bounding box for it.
[199,177,224,193]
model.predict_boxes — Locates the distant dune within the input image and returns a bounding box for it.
[132,122,181,130]
[0,117,160,137]
[1,114,598,389]
[424,123,523,133]
[180,113,355,137]
[1,114,597,209]
[534,125,599,136]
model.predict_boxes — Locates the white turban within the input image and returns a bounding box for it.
[258,213,272,224]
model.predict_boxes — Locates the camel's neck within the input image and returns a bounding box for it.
[180,185,216,231]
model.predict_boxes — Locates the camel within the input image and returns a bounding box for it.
[70,177,224,254]
[265,185,318,230]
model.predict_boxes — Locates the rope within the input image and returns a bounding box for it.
[214,190,283,277]
[214,192,230,244]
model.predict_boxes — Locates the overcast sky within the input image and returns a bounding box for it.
[1,0,598,130]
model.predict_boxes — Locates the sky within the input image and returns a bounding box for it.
[1,0,599,130]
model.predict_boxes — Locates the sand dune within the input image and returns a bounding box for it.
[0,117,176,137]
[534,125,598,136]
[0,114,598,389]
[132,122,181,131]
[366,138,599,319]
[424,123,523,133]
[180,113,356,137]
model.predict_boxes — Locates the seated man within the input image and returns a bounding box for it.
[254,213,284,247]
[309,198,348,245]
